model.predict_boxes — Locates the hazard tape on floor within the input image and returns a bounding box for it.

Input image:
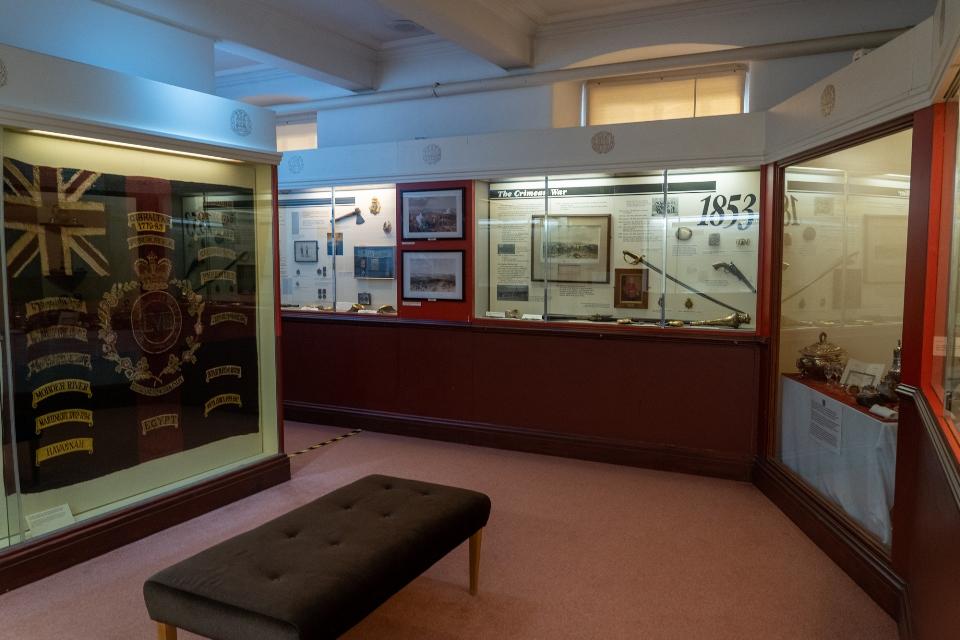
[288,429,362,457]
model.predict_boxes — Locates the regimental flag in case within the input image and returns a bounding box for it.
[3,155,260,493]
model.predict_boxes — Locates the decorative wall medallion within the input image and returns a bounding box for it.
[0,58,7,87]
[230,109,253,137]
[820,84,836,117]
[591,130,615,154]
[287,154,304,174]
[422,143,442,165]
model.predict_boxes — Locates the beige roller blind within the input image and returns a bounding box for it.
[587,66,745,126]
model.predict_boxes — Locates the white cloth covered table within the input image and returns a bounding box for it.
[779,375,897,545]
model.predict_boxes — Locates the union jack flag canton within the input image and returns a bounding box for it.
[3,158,109,277]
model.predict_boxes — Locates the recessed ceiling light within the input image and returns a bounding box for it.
[389,19,427,35]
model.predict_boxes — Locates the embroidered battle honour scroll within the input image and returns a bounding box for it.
[3,157,260,493]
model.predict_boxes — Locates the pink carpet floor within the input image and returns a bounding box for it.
[0,422,898,639]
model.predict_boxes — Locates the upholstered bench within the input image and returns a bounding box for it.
[143,474,491,640]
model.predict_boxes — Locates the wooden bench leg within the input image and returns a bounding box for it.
[157,622,178,639]
[469,528,483,596]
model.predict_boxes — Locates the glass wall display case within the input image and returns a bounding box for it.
[936,103,960,438]
[279,184,398,314]
[0,128,279,548]
[475,169,761,329]
[775,128,913,546]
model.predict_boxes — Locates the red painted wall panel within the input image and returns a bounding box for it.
[282,317,762,458]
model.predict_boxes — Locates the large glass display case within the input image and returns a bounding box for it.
[476,169,761,329]
[0,129,278,548]
[775,128,912,546]
[279,184,398,314]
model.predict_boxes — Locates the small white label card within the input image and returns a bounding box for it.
[25,503,76,537]
[402,301,422,307]
[522,314,543,321]
[485,311,506,318]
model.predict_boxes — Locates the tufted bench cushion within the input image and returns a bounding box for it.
[143,474,491,640]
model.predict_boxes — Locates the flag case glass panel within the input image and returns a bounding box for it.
[0,129,279,546]
[278,185,398,315]
[475,169,760,329]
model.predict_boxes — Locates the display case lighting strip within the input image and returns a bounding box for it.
[26,129,242,163]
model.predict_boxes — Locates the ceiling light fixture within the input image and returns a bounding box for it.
[26,129,243,163]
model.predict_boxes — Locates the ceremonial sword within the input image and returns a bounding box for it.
[622,250,746,315]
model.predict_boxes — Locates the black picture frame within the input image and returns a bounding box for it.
[401,250,465,301]
[293,240,318,263]
[400,188,465,241]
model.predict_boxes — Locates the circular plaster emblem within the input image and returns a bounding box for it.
[0,58,7,87]
[231,108,253,137]
[288,154,304,174]
[820,84,836,117]
[130,290,183,355]
[422,143,442,165]
[591,130,615,154]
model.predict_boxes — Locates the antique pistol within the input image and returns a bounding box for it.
[712,261,756,293]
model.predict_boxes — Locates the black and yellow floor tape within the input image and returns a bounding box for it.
[287,429,362,458]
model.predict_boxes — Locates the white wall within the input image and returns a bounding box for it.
[317,85,555,147]
[307,0,936,147]
[748,52,854,112]
[0,0,215,93]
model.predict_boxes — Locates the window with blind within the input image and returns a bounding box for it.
[585,65,746,126]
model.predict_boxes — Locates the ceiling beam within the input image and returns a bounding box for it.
[378,0,534,68]
[94,0,377,91]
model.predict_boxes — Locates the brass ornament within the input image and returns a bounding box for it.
[795,331,847,379]
[370,197,382,215]
[690,311,752,329]
[376,304,397,314]
[684,298,694,309]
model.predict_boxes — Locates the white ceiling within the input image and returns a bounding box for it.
[253,0,431,47]
[511,0,704,24]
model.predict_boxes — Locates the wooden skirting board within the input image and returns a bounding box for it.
[285,400,755,482]
[752,458,905,620]
[0,454,291,594]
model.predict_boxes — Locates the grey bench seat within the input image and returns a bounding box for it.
[143,474,491,640]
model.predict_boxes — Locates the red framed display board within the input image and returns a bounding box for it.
[395,180,474,322]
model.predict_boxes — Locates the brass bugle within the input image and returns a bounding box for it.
[689,311,751,328]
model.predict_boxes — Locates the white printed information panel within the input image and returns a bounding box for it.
[279,187,397,312]
[482,170,760,328]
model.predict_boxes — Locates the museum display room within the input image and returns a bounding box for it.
[0,43,286,591]
[278,13,960,636]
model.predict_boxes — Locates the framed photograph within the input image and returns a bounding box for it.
[402,250,464,300]
[531,214,611,284]
[326,232,343,256]
[293,240,318,263]
[614,268,649,309]
[863,214,907,284]
[497,284,529,301]
[358,292,372,306]
[401,188,464,240]
[354,246,396,279]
